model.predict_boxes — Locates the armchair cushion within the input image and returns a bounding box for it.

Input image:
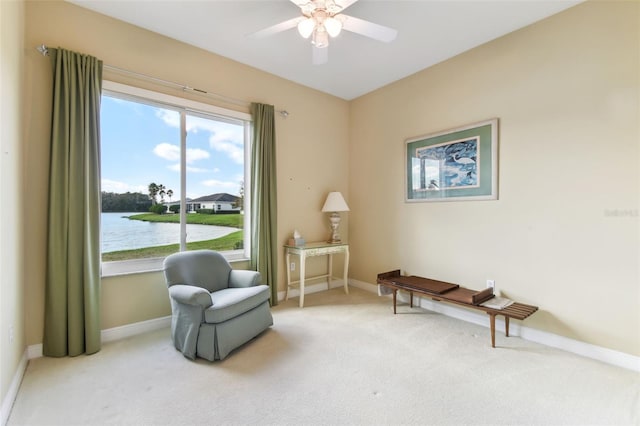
[204,285,270,324]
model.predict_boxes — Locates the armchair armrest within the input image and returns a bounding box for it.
[229,270,262,288]
[168,285,213,308]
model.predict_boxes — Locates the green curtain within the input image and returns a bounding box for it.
[43,48,103,357]
[249,103,278,305]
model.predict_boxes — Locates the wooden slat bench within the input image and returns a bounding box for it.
[377,270,538,347]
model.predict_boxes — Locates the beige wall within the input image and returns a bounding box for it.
[349,1,639,355]
[1,0,26,412]
[23,1,349,345]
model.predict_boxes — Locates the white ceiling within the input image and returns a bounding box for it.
[67,0,582,100]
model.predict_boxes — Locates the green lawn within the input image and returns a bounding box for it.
[102,231,243,262]
[102,213,244,262]
[128,212,243,227]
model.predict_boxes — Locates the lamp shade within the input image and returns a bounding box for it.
[322,192,350,212]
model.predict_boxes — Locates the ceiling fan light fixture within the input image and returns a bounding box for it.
[312,29,329,48]
[326,1,342,15]
[297,17,316,38]
[324,16,342,37]
[251,0,398,65]
[300,3,316,15]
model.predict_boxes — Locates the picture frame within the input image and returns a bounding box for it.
[405,118,498,202]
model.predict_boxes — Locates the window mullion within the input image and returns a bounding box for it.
[180,110,187,251]
[244,121,252,259]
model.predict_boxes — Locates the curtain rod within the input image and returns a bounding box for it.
[36,44,290,118]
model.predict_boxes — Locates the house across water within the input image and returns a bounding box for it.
[165,193,241,213]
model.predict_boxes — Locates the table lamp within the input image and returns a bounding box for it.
[321,192,350,244]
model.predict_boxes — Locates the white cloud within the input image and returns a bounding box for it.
[155,109,180,128]
[101,179,146,194]
[209,132,244,164]
[153,143,180,161]
[186,147,210,163]
[177,119,244,165]
[155,110,244,164]
[154,143,210,164]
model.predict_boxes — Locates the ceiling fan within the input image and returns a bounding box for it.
[251,0,398,65]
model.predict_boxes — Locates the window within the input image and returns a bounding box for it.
[100,81,251,275]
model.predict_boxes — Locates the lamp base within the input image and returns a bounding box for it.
[327,212,342,244]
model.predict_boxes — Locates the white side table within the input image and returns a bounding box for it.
[284,242,349,308]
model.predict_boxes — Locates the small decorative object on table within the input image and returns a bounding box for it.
[288,229,305,247]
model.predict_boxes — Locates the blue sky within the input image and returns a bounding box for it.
[101,95,245,201]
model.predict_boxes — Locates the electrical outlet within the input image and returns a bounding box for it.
[486,280,495,289]
[290,262,295,272]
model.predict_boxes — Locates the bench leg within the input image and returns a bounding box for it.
[489,314,496,348]
[505,316,510,337]
[393,289,397,314]
[410,291,413,308]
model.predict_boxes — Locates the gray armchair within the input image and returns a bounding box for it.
[163,250,273,361]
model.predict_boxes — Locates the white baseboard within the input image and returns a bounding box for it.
[348,278,376,292]
[1,351,27,426]
[277,277,348,302]
[26,344,42,360]
[100,316,171,344]
[350,278,640,372]
[26,316,172,360]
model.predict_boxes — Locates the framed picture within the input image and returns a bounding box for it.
[405,118,498,202]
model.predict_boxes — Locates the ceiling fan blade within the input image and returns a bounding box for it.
[248,16,303,39]
[340,14,398,43]
[312,46,328,65]
[335,0,359,11]
[290,0,359,12]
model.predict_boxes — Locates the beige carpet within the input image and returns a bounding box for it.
[8,288,639,425]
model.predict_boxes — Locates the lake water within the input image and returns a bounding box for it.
[101,212,238,253]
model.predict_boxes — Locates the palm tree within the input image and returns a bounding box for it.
[148,182,159,205]
[166,189,174,213]
[158,184,166,203]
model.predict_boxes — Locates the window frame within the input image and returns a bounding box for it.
[100,81,252,277]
